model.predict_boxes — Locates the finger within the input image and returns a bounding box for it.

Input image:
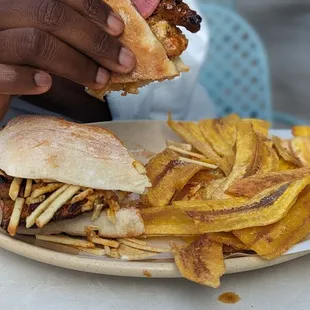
[60,0,124,36]
[0,28,110,89]
[0,64,51,95]
[0,94,11,120]
[0,0,135,73]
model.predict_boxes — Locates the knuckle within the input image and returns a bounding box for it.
[19,28,57,63]
[82,0,103,18]
[33,0,67,31]
[92,32,114,56]
[0,66,17,84]
[21,28,46,60]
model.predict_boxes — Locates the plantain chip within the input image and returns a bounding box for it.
[292,126,310,137]
[278,158,298,171]
[172,235,225,288]
[234,186,310,259]
[197,125,235,166]
[172,183,201,202]
[181,236,201,244]
[207,232,249,251]
[167,117,219,160]
[290,137,310,167]
[211,121,260,199]
[227,167,310,198]
[167,116,230,175]
[194,178,226,200]
[141,206,200,235]
[182,184,204,201]
[268,145,280,171]
[141,206,231,236]
[188,169,223,185]
[144,162,203,207]
[272,136,301,166]
[198,114,239,165]
[174,177,310,232]
[273,136,310,167]
[245,119,271,137]
[145,149,179,185]
[257,137,279,173]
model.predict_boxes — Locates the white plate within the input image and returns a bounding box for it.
[0,120,309,278]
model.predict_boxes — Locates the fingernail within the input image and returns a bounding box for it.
[107,12,124,34]
[96,67,110,85]
[119,47,135,68]
[34,72,51,88]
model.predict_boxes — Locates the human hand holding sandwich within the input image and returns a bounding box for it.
[0,0,202,122]
[0,0,138,119]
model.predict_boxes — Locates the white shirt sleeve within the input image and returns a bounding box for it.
[108,0,216,121]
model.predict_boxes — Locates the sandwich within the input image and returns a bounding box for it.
[0,116,151,239]
[87,0,202,99]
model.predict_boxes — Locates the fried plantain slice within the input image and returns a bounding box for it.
[167,116,231,175]
[257,137,279,173]
[172,235,225,288]
[198,114,239,166]
[227,167,310,198]
[234,186,310,259]
[188,169,223,185]
[141,206,200,235]
[207,232,249,251]
[292,126,310,137]
[194,178,226,200]
[273,136,310,167]
[174,177,310,232]
[272,136,301,166]
[141,206,235,236]
[278,158,298,171]
[290,137,310,167]
[145,149,179,185]
[144,162,203,207]
[245,119,271,137]
[211,121,260,199]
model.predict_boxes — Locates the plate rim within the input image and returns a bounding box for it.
[0,123,304,278]
[1,231,309,278]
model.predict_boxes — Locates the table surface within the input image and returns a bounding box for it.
[1,248,310,310]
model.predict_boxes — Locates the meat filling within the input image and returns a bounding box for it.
[147,17,188,59]
[150,0,202,33]
[146,0,202,58]
[0,183,90,230]
[0,180,141,232]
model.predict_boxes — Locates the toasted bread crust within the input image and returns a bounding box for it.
[87,0,188,99]
[0,116,151,193]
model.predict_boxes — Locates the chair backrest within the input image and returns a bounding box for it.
[201,0,236,9]
[198,4,273,121]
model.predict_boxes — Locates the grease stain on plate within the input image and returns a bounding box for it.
[143,270,152,278]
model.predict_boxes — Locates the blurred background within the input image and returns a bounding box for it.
[198,0,310,127]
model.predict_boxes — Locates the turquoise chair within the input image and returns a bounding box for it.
[201,0,237,9]
[198,3,307,125]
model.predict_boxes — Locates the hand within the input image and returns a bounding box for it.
[0,0,136,119]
